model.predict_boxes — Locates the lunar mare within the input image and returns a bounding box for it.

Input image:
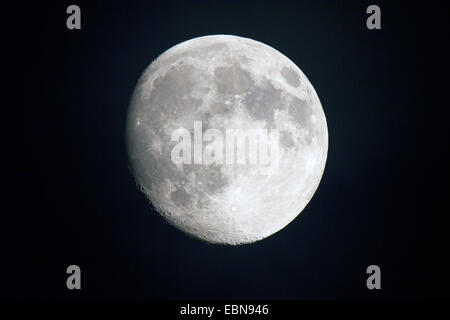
[126,35,328,245]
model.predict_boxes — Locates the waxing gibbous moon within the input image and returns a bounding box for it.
[126,35,328,245]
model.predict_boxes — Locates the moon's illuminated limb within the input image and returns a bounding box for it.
[126,35,328,245]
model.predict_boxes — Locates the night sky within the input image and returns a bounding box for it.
[3,0,449,299]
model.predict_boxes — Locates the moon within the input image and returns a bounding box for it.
[126,35,328,245]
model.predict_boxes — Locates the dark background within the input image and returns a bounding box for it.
[2,0,449,299]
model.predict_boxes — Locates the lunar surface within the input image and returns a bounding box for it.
[126,35,328,245]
